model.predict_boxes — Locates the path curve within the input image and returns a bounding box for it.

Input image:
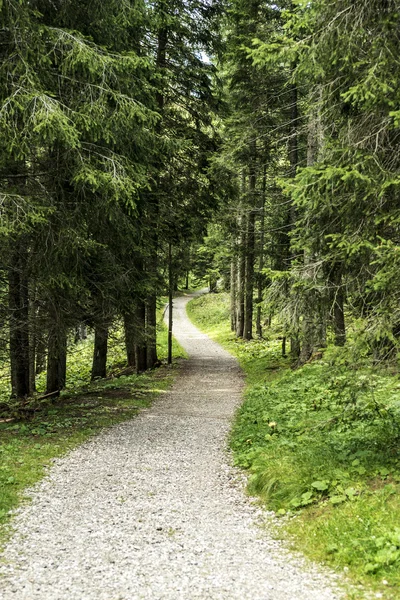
[0,294,343,599]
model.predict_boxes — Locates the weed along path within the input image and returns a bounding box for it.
[0,293,343,600]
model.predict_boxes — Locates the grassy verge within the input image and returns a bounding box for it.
[0,315,185,548]
[187,292,400,600]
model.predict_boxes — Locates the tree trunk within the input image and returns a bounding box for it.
[236,210,246,338]
[243,209,255,341]
[290,335,300,358]
[91,324,108,380]
[256,163,267,338]
[146,294,158,369]
[316,300,327,349]
[35,300,47,375]
[27,283,38,394]
[145,21,168,370]
[243,154,257,342]
[331,265,346,346]
[135,300,147,373]
[168,242,173,365]
[298,102,323,364]
[230,258,237,332]
[74,324,87,343]
[288,73,300,357]
[299,268,327,363]
[46,324,67,394]
[288,72,298,210]
[299,307,314,364]
[123,312,136,368]
[156,25,167,112]
[334,295,346,347]
[9,244,30,398]
[35,334,47,375]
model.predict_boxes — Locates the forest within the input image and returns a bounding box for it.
[2,0,399,403]
[1,0,400,596]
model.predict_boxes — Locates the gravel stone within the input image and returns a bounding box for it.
[0,293,344,599]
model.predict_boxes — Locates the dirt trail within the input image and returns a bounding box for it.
[0,293,342,599]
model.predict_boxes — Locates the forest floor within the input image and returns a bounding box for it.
[0,293,343,599]
[0,302,184,548]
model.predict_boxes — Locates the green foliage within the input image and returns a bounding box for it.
[186,291,231,329]
[0,310,184,547]
[284,0,400,346]
[187,292,287,383]
[232,360,400,504]
[0,365,176,548]
[190,223,233,289]
[0,0,219,403]
[188,291,400,595]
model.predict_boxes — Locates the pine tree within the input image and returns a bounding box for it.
[1,0,157,396]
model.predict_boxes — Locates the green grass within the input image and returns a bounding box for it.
[186,293,289,385]
[0,313,185,548]
[188,292,400,599]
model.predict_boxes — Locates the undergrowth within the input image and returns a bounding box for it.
[0,310,185,548]
[0,307,183,403]
[188,292,400,599]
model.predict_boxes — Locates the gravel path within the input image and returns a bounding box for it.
[0,293,344,599]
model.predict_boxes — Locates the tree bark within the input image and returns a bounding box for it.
[145,20,168,370]
[334,296,346,347]
[156,25,167,112]
[315,304,327,349]
[290,335,300,358]
[35,300,47,375]
[46,323,67,394]
[168,242,173,365]
[243,208,255,341]
[299,299,315,364]
[331,265,346,346]
[256,164,266,338]
[298,101,325,364]
[243,153,257,341]
[236,210,246,338]
[288,74,298,198]
[135,300,147,373]
[123,312,136,367]
[288,72,300,358]
[146,293,158,369]
[91,324,109,380]
[35,334,47,375]
[28,300,36,395]
[74,324,87,343]
[9,244,30,398]
[230,258,237,332]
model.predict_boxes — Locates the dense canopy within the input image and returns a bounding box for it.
[1,0,399,397]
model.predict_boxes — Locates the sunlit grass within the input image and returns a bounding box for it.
[188,291,400,599]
